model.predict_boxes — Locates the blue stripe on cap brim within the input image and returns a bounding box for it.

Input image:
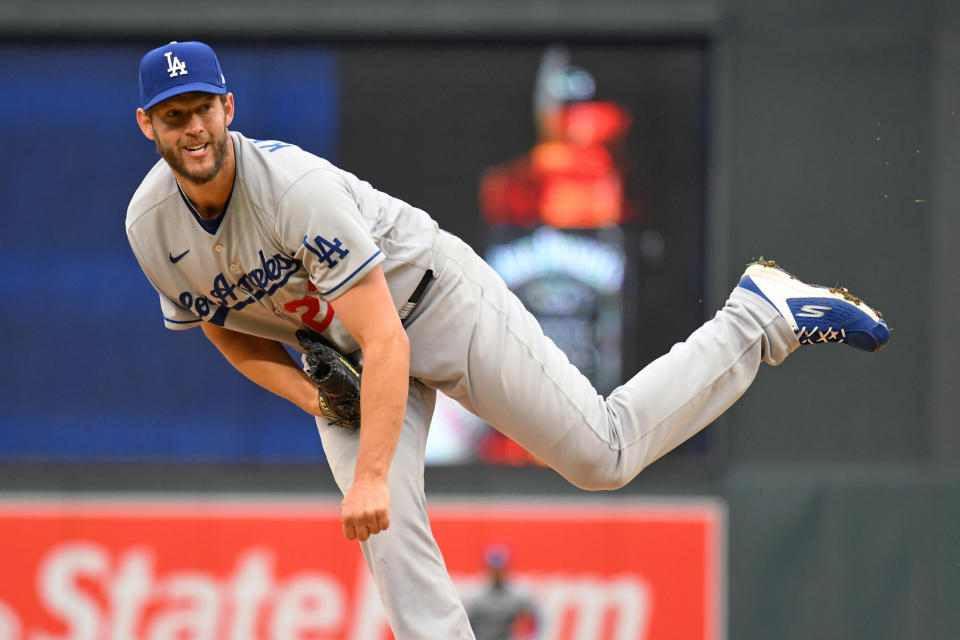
[143,82,227,110]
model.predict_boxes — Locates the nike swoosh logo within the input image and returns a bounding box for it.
[169,249,190,263]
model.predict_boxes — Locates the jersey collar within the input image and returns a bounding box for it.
[175,175,234,235]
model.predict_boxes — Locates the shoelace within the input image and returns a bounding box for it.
[796,327,847,345]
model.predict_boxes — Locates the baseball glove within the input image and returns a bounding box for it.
[296,329,362,429]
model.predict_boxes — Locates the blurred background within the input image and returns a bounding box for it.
[0,0,958,638]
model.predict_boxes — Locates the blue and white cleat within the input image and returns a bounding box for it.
[737,258,890,352]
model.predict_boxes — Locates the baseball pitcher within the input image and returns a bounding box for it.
[127,41,890,639]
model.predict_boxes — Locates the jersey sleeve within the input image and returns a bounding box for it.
[275,169,384,300]
[158,290,202,330]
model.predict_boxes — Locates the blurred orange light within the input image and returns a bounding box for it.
[563,102,632,145]
[541,174,622,228]
[531,142,612,174]
[479,101,634,228]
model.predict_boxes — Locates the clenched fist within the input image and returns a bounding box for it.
[342,478,391,541]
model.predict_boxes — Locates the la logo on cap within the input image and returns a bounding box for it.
[164,43,188,78]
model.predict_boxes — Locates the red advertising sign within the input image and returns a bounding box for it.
[0,496,723,640]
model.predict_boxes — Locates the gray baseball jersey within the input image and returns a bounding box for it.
[128,130,800,639]
[127,131,436,355]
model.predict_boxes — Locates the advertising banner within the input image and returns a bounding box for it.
[0,497,723,640]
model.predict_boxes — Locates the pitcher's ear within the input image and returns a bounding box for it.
[136,108,156,141]
[223,92,235,127]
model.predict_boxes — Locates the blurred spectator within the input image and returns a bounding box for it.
[466,544,539,640]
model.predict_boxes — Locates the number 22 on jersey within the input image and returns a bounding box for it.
[284,280,334,333]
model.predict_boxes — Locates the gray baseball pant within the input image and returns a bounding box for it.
[317,232,798,639]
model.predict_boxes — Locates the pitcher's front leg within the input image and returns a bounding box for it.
[318,381,475,640]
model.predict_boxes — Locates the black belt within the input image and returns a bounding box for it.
[399,269,434,326]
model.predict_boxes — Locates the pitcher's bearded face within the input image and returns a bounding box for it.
[149,93,231,185]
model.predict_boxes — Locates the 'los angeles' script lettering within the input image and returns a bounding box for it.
[178,250,301,320]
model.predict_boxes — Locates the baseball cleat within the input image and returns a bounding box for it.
[737,258,890,352]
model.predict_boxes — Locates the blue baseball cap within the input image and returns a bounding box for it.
[139,41,227,110]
